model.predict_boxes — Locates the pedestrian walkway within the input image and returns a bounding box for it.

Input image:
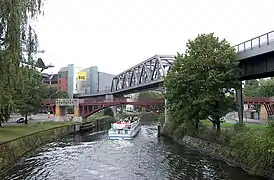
[224,112,266,124]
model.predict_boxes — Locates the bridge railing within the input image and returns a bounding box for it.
[234,30,274,53]
[41,98,164,105]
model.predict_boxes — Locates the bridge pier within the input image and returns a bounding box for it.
[236,85,244,123]
[73,103,82,123]
[55,105,68,122]
[105,94,117,116]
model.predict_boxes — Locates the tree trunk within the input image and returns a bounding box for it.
[212,122,216,130]
[195,120,199,130]
[0,121,2,127]
[24,114,28,125]
[216,117,221,132]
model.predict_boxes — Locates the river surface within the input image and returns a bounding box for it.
[2,125,266,180]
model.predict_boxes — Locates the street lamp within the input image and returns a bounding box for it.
[47,91,58,111]
[49,91,58,100]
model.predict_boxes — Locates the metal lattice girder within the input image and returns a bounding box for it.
[110,55,175,93]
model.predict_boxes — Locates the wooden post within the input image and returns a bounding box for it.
[157,125,161,137]
[236,85,244,123]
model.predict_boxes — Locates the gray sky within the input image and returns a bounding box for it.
[35,0,274,75]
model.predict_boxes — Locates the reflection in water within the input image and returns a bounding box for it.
[2,125,266,180]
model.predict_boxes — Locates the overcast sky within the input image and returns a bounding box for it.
[35,0,274,75]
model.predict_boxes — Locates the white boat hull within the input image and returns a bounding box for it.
[108,123,141,140]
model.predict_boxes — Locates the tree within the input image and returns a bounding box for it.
[244,80,260,97]
[138,91,164,100]
[0,1,44,126]
[165,33,240,131]
[40,85,68,99]
[14,67,44,124]
[103,108,114,117]
[244,79,274,97]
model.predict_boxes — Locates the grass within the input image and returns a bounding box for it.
[0,121,72,142]
[201,120,267,130]
[87,113,113,122]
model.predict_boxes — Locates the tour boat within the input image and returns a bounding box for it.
[108,117,141,140]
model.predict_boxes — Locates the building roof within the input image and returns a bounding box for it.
[59,66,68,72]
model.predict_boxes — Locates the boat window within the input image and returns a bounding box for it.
[124,130,128,134]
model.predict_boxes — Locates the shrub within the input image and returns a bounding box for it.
[228,127,274,176]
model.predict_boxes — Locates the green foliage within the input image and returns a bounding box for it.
[138,91,164,100]
[103,107,114,117]
[156,113,165,125]
[244,78,274,97]
[40,85,68,99]
[0,0,44,125]
[164,33,239,131]
[233,122,249,132]
[228,127,274,176]
[13,67,44,122]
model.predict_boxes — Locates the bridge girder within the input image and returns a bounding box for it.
[110,55,175,93]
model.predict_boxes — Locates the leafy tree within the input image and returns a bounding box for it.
[244,79,274,97]
[138,91,164,100]
[40,85,68,99]
[165,33,240,131]
[244,80,260,97]
[14,67,44,124]
[0,1,44,126]
[103,108,114,117]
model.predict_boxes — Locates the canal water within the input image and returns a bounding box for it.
[2,125,266,180]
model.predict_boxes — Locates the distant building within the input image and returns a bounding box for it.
[42,73,58,89]
[58,66,68,93]
[76,66,114,95]
[56,64,114,97]
[98,71,114,93]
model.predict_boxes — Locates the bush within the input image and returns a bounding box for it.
[103,108,114,117]
[228,126,274,176]
[233,122,249,132]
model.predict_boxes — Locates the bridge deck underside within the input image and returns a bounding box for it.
[240,51,274,80]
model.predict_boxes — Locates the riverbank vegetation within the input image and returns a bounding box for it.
[163,33,274,177]
[0,122,71,142]
[0,1,68,126]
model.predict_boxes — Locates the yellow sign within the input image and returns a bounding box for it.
[77,71,86,81]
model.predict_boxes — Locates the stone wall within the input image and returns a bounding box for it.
[0,125,75,173]
[172,135,273,179]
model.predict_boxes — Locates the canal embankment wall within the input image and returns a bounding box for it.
[0,118,114,175]
[161,122,274,180]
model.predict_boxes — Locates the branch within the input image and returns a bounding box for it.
[207,116,216,123]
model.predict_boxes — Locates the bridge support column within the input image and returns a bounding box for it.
[105,94,117,117]
[236,84,244,123]
[55,106,68,122]
[73,103,82,123]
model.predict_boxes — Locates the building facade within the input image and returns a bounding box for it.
[56,64,114,96]
[42,73,58,89]
[58,66,68,93]
[98,72,114,93]
[76,66,114,95]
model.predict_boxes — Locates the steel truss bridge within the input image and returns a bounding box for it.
[76,30,274,98]
[110,55,174,94]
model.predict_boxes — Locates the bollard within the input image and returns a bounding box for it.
[157,125,161,137]
[96,119,99,132]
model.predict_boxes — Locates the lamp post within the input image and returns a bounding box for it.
[48,91,58,111]
[49,91,58,100]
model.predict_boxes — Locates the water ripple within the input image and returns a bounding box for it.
[2,126,266,180]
